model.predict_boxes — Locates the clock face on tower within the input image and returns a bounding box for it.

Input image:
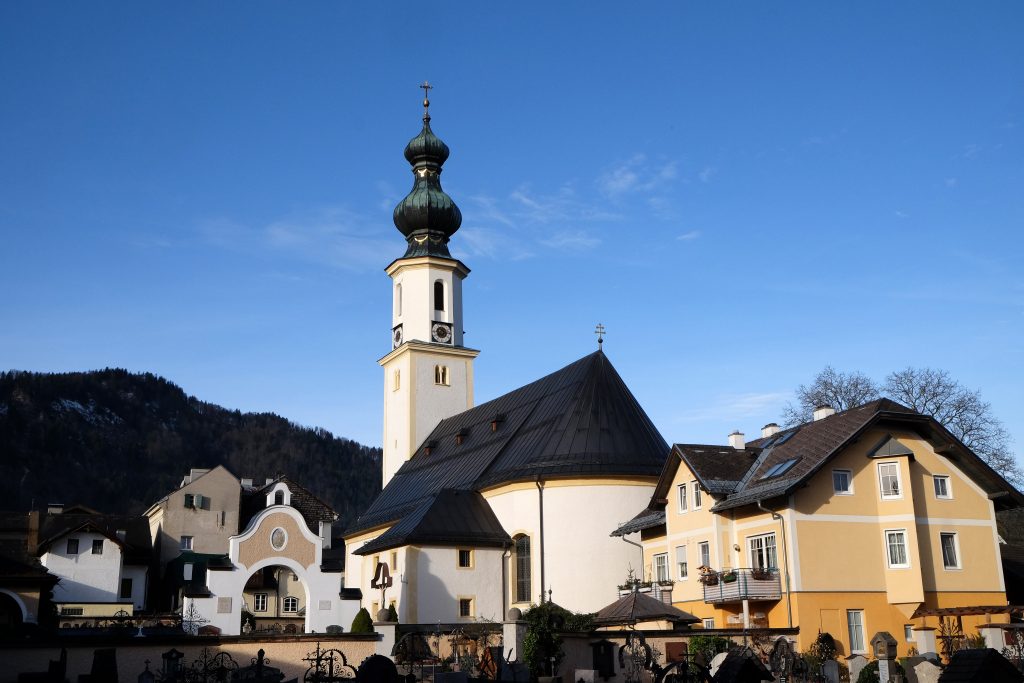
[392,325,403,349]
[431,322,453,344]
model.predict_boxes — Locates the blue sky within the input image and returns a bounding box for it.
[2,3,1022,468]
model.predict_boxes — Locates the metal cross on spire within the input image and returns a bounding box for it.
[420,81,432,122]
[595,323,606,347]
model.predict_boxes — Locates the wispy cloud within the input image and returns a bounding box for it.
[454,226,534,261]
[673,391,790,424]
[200,206,395,272]
[698,166,717,183]
[945,178,958,188]
[540,230,602,251]
[894,210,909,219]
[677,230,701,241]
[598,154,678,198]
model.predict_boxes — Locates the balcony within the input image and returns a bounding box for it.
[700,568,782,604]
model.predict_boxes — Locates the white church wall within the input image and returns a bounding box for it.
[486,482,655,613]
[409,546,504,624]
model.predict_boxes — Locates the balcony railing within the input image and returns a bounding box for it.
[700,568,782,604]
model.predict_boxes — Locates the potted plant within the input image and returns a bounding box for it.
[721,570,737,583]
[751,567,772,581]
[698,566,719,586]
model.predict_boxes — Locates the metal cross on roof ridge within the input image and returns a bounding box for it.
[595,323,606,347]
[420,81,432,121]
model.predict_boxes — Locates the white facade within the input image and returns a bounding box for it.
[381,256,478,487]
[41,532,147,610]
[194,505,359,635]
[485,482,656,613]
[352,544,506,624]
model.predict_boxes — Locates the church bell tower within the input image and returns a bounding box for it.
[379,85,479,487]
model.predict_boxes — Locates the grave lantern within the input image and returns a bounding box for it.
[870,632,898,683]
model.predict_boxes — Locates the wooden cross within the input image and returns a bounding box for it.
[595,323,606,347]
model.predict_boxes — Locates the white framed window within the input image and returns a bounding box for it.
[748,533,778,570]
[904,624,914,642]
[940,532,960,569]
[677,483,688,513]
[885,529,910,568]
[699,541,711,569]
[254,593,268,612]
[692,481,702,509]
[653,553,670,582]
[833,469,853,495]
[878,462,902,499]
[92,539,104,555]
[847,609,866,653]
[283,596,298,613]
[933,475,952,499]
[180,536,193,551]
[703,618,715,629]
[675,545,688,579]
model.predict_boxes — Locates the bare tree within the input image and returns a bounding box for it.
[884,367,1021,486]
[782,366,880,425]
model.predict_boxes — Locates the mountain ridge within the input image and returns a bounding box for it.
[0,369,381,526]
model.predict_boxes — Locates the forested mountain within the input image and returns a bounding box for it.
[0,369,381,526]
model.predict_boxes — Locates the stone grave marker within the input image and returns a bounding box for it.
[847,654,868,682]
[822,659,840,683]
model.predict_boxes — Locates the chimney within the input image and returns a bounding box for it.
[728,431,745,450]
[47,503,64,515]
[241,478,253,488]
[761,423,781,438]
[813,405,836,421]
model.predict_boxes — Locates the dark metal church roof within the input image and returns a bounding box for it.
[346,350,669,536]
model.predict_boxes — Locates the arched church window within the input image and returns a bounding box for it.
[395,284,402,317]
[434,365,449,386]
[434,280,445,311]
[514,534,531,603]
[274,491,284,506]
[393,369,400,391]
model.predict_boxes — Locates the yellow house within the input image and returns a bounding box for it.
[614,399,1023,657]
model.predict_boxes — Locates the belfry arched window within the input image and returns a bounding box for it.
[513,534,531,603]
[434,365,449,386]
[395,283,402,317]
[434,280,445,311]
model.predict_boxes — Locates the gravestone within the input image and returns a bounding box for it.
[912,660,941,683]
[847,654,869,682]
[499,662,529,682]
[823,660,840,683]
[435,673,469,683]
[574,671,596,683]
[709,651,729,677]
[356,655,399,683]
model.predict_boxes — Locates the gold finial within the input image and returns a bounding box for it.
[420,81,432,122]
[595,323,606,347]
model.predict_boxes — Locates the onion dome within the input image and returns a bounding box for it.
[393,83,462,258]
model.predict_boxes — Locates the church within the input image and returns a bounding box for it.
[342,92,669,623]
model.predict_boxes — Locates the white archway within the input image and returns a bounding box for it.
[0,588,30,623]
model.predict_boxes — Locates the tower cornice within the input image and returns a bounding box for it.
[384,255,470,279]
[378,340,480,367]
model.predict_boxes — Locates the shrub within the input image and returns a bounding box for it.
[688,634,731,663]
[385,604,398,623]
[350,607,374,634]
[856,659,905,683]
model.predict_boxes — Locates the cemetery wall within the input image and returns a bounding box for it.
[0,634,378,682]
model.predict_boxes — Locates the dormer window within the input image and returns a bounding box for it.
[275,491,284,505]
[424,440,438,456]
[490,413,506,432]
[266,483,292,508]
[434,280,445,311]
[455,429,469,446]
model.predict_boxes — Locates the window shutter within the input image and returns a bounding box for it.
[184,494,194,509]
